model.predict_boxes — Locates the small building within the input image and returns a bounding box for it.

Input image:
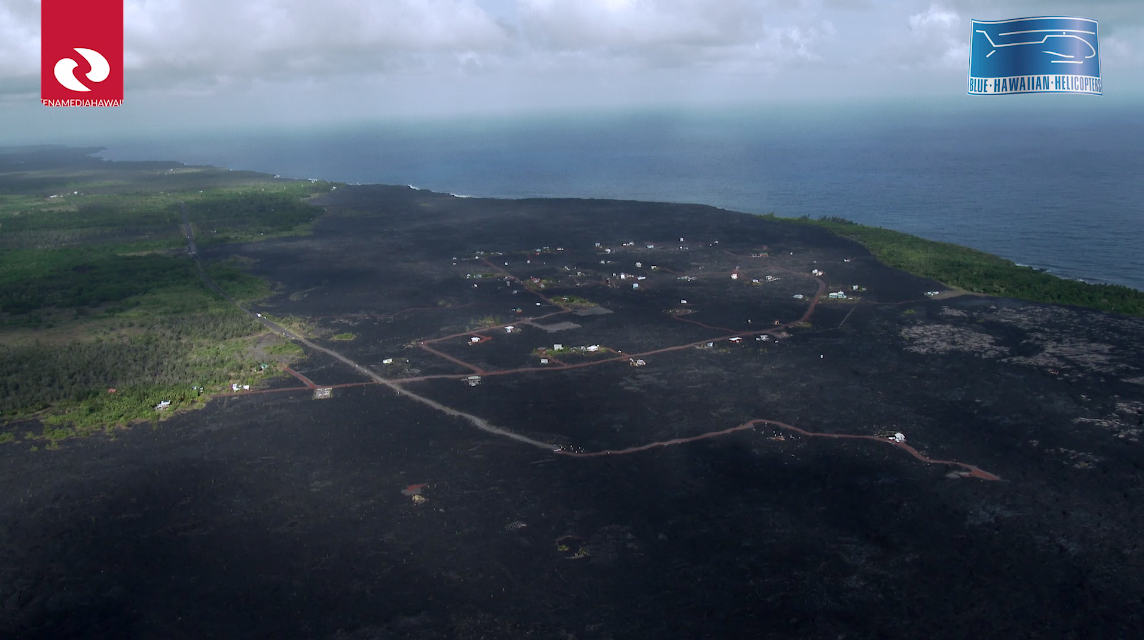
[470,336,482,343]
[852,285,860,291]
[383,358,394,364]
[646,244,655,249]
[680,299,688,304]
[466,376,482,387]
[793,294,805,300]
[505,325,516,333]
[586,345,600,352]
[890,433,906,443]
[553,344,563,351]
[812,269,824,277]
[629,358,647,367]
[730,273,739,280]
[632,283,639,289]
[635,262,642,268]
[154,400,171,410]
[829,291,847,299]
[540,358,549,364]
[729,337,743,343]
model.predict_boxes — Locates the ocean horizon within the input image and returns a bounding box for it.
[93,104,1144,291]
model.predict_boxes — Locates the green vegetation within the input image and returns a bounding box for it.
[469,315,503,330]
[0,148,329,442]
[765,215,1144,316]
[0,247,200,318]
[332,332,356,341]
[557,295,596,308]
[0,310,291,441]
[267,341,304,356]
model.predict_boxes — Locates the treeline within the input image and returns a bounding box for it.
[0,250,202,315]
[186,188,326,245]
[770,215,1144,317]
[0,309,270,435]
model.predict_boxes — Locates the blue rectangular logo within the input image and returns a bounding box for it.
[969,16,1100,95]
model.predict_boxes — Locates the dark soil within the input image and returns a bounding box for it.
[4,186,1144,639]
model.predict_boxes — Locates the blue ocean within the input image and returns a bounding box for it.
[99,103,1144,290]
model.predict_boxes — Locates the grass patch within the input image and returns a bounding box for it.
[765,214,1144,316]
[556,295,596,308]
[266,341,304,356]
[468,315,503,330]
[331,332,356,341]
[205,259,271,302]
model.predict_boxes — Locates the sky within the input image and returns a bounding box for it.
[1,0,1142,141]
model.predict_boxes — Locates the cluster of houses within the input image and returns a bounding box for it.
[538,343,601,355]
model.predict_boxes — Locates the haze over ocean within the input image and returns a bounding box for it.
[99,104,1144,291]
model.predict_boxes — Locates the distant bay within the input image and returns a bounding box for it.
[99,103,1144,291]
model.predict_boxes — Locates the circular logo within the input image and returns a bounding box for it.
[53,48,110,92]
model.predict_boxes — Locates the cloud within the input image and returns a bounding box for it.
[0,0,513,95]
[120,0,511,90]
[1,0,1141,111]
[0,1,38,79]
[516,0,836,69]
[872,3,967,71]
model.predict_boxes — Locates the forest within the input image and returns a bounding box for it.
[0,148,333,443]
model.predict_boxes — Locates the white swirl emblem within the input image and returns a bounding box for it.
[53,48,110,92]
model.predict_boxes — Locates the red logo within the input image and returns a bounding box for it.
[41,0,123,106]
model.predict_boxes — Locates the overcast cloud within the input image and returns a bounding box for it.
[0,0,1141,134]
